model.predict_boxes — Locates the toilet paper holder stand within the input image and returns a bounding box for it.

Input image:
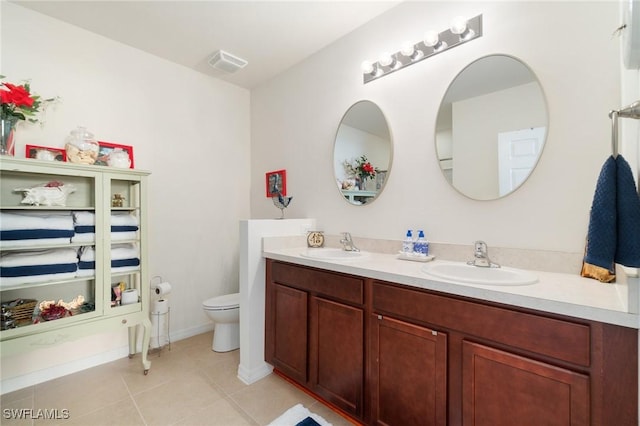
[150,276,171,354]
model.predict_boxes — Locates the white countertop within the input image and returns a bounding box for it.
[263,247,640,329]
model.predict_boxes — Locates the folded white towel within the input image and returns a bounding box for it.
[112,231,137,241]
[73,212,138,227]
[111,212,138,227]
[1,211,74,231]
[72,231,137,244]
[0,238,71,248]
[1,271,78,288]
[71,233,95,244]
[76,268,94,277]
[72,211,95,226]
[112,265,139,274]
[79,244,139,262]
[0,248,78,268]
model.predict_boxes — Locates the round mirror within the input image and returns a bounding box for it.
[334,100,392,205]
[435,55,548,200]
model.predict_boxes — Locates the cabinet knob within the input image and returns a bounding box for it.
[377,315,383,320]
[122,319,128,324]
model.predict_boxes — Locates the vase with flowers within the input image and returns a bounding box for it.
[0,76,56,156]
[344,155,379,191]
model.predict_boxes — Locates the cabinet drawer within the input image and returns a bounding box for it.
[372,282,590,366]
[271,262,363,305]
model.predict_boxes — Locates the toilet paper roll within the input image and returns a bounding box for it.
[121,288,139,305]
[153,282,172,297]
[152,298,169,314]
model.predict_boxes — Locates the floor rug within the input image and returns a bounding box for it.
[267,403,332,426]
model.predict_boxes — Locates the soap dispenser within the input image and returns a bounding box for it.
[402,230,414,254]
[413,230,429,256]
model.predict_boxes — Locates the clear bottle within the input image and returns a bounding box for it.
[413,230,429,256]
[402,230,414,254]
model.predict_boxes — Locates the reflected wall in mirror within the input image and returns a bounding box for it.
[334,100,392,205]
[436,54,548,200]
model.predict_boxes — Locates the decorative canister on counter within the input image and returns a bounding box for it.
[65,126,99,164]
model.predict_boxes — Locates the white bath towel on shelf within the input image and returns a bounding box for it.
[1,238,71,248]
[1,272,77,288]
[0,248,78,268]
[1,211,74,231]
[71,233,95,244]
[112,231,137,241]
[111,212,138,227]
[71,231,137,244]
[79,244,138,262]
[72,211,95,226]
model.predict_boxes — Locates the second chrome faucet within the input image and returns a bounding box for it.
[468,240,500,268]
[340,232,360,252]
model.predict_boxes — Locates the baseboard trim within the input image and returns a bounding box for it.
[237,361,273,385]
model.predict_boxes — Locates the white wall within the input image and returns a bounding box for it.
[251,1,624,254]
[1,3,250,386]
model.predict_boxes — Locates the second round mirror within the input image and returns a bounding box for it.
[435,55,548,200]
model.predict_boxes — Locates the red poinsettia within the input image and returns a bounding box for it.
[1,76,55,122]
[354,155,379,182]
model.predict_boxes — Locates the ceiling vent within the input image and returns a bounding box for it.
[208,50,248,74]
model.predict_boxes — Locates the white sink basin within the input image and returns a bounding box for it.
[300,248,367,261]
[421,262,538,286]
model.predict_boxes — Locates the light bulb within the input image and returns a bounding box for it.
[400,41,415,57]
[378,52,395,67]
[450,16,474,40]
[361,60,375,75]
[423,30,440,47]
[450,16,468,35]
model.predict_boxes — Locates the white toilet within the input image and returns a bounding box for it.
[202,292,240,352]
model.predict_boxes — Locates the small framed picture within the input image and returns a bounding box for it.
[25,145,67,162]
[266,169,287,197]
[96,141,134,168]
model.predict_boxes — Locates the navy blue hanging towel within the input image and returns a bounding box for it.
[581,155,640,282]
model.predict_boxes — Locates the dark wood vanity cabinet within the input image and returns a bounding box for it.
[265,260,638,426]
[370,314,448,426]
[461,341,589,425]
[265,260,365,418]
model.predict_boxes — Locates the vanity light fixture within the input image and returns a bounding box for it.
[362,14,483,84]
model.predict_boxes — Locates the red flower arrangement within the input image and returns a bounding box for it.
[353,155,379,182]
[1,76,55,123]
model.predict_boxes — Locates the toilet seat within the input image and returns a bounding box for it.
[203,292,239,310]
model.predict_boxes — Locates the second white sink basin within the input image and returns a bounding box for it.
[421,262,538,286]
[300,248,367,261]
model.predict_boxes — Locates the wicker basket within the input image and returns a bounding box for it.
[3,299,37,325]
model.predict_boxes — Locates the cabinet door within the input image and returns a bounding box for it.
[462,341,589,426]
[309,296,363,417]
[265,282,308,384]
[103,175,146,316]
[370,315,447,426]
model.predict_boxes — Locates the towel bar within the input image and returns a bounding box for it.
[608,99,640,158]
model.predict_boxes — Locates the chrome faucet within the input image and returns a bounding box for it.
[340,232,360,252]
[467,240,500,268]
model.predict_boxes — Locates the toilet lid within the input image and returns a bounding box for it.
[203,292,239,309]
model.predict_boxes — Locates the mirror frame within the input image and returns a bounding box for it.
[435,54,549,201]
[333,100,393,206]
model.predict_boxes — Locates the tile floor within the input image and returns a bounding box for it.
[0,332,354,426]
